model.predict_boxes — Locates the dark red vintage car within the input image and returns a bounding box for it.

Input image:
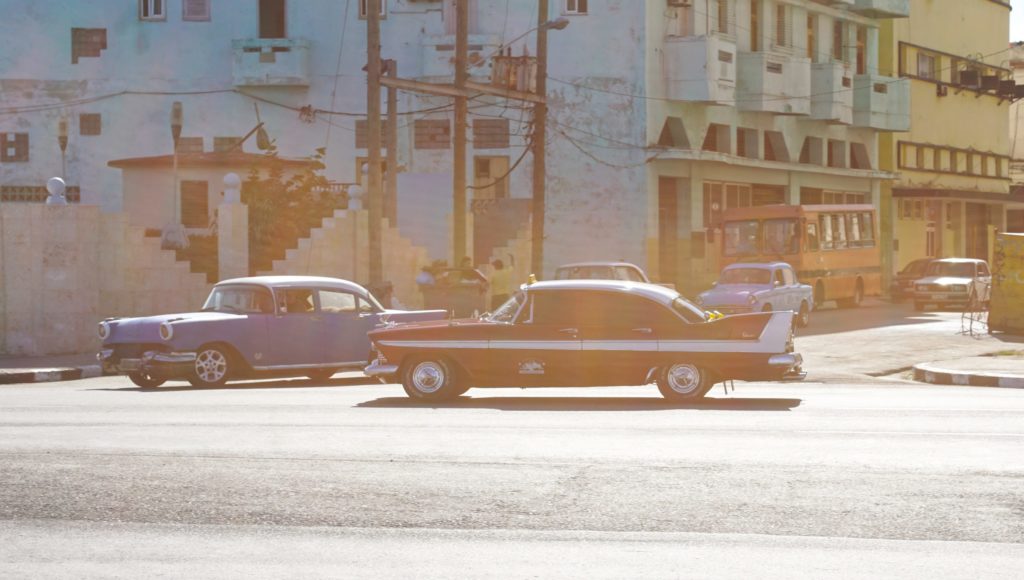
[365,280,805,401]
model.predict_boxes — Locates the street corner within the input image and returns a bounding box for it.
[912,353,1024,389]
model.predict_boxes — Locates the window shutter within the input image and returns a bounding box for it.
[183,0,210,21]
[180,180,209,228]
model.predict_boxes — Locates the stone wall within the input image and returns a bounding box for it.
[259,209,431,309]
[0,205,211,355]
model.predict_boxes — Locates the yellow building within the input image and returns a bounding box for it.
[879,0,1022,284]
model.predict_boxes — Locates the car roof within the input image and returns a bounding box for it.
[216,276,367,293]
[526,279,677,304]
[931,258,986,264]
[555,261,642,269]
[723,261,790,270]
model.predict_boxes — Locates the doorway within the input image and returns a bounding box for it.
[965,202,988,260]
[659,177,679,286]
[259,0,286,38]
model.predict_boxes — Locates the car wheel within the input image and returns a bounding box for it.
[128,371,165,389]
[914,301,926,311]
[656,363,712,402]
[402,357,463,401]
[190,344,232,387]
[306,368,338,382]
[796,301,810,328]
[761,304,773,312]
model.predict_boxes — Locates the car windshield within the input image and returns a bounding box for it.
[202,285,273,314]
[488,291,525,323]
[926,262,975,278]
[720,268,772,285]
[554,266,614,280]
[902,259,931,275]
[672,297,707,324]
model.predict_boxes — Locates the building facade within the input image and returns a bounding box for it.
[1,0,912,286]
[879,0,1020,279]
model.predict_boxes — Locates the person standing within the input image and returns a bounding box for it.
[489,258,513,310]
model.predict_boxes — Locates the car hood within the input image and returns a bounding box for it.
[106,311,243,343]
[915,276,971,286]
[699,285,769,305]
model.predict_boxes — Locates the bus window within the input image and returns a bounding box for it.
[832,214,847,249]
[860,212,875,246]
[764,219,799,255]
[847,213,861,247]
[724,220,760,257]
[806,223,820,252]
[820,215,834,250]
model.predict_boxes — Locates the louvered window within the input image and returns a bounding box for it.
[180,181,209,228]
[774,3,791,49]
[183,0,210,21]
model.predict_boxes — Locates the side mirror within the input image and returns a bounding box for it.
[712,281,718,287]
[774,280,782,287]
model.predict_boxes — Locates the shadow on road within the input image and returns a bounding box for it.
[86,375,383,392]
[357,395,802,412]
[797,300,962,337]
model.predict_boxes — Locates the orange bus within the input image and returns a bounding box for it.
[720,204,881,307]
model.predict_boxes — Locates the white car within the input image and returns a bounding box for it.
[913,258,992,311]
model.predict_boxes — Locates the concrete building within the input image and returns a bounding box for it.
[0,0,910,287]
[879,0,1022,278]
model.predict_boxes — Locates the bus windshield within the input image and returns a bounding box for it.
[724,218,798,256]
[723,220,760,257]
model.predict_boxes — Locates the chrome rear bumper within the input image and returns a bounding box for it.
[769,353,806,381]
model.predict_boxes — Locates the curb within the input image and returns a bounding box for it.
[912,363,1024,389]
[0,365,102,386]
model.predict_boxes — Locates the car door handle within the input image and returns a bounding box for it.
[559,328,578,335]
[631,327,653,334]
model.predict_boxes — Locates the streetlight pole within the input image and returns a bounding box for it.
[170,101,183,224]
[366,0,384,286]
[531,0,550,279]
[453,0,468,265]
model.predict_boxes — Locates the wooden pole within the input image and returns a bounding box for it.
[531,0,549,278]
[453,0,468,264]
[366,0,383,285]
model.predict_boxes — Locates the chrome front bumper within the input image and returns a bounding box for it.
[98,349,197,375]
[769,353,806,381]
[364,359,399,377]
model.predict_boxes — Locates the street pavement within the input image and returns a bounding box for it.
[1,300,1022,578]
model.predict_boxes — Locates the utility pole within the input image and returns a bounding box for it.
[453,0,468,264]
[531,0,549,278]
[366,0,383,286]
[385,59,398,226]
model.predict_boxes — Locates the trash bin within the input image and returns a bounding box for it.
[420,268,487,318]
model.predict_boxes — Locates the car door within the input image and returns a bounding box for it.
[484,289,583,387]
[576,291,663,387]
[780,266,800,312]
[317,288,379,366]
[975,262,992,303]
[266,287,322,367]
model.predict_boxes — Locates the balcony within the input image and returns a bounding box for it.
[421,34,502,81]
[736,52,811,115]
[663,35,736,105]
[231,38,310,87]
[849,0,909,18]
[853,74,910,131]
[811,62,853,124]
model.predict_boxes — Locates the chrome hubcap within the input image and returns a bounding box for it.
[411,362,445,393]
[667,364,701,394]
[195,350,227,383]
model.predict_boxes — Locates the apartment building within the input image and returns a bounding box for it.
[879,0,1020,275]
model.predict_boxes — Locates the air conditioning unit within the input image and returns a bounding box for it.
[667,0,693,6]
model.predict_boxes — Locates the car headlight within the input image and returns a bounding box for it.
[97,321,110,340]
[159,322,174,341]
[951,284,967,293]
[748,295,758,304]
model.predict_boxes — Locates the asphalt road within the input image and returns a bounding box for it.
[1,303,1022,578]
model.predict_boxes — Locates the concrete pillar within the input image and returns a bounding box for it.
[217,173,249,281]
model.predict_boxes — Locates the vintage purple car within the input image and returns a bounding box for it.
[695,262,813,327]
[98,276,446,388]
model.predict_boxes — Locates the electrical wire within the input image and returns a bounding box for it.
[324,0,353,149]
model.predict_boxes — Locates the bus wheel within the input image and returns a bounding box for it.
[839,279,864,309]
[814,282,825,308]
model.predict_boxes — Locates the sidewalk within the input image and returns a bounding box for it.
[913,353,1024,389]
[0,353,102,385]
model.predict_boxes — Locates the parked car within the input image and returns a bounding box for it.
[98,276,447,388]
[913,258,992,311]
[695,262,813,327]
[890,258,935,303]
[365,279,805,402]
[554,261,675,290]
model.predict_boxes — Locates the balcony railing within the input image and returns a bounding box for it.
[663,35,736,105]
[231,38,310,87]
[811,62,853,124]
[853,74,910,131]
[736,52,811,115]
[850,0,910,18]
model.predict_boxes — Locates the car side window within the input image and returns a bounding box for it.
[357,297,376,314]
[782,267,796,286]
[774,270,785,287]
[977,263,990,277]
[277,289,316,314]
[619,267,645,282]
[319,290,357,314]
[529,291,585,326]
